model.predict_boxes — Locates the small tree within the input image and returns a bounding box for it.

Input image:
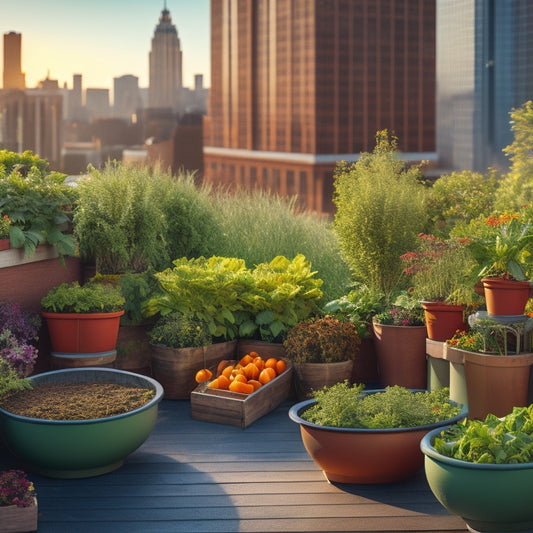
[496,100,533,210]
[333,131,428,299]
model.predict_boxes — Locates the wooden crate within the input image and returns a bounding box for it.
[190,360,293,428]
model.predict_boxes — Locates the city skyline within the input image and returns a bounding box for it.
[0,0,210,94]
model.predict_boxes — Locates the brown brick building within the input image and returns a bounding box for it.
[203,0,436,213]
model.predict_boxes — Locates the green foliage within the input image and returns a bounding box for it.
[426,170,500,236]
[143,254,323,341]
[434,405,533,464]
[147,312,212,348]
[283,315,361,363]
[323,283,386,339]
[116,271,159,326]
[0,150,76,257]
[41,281,125,313]
[373,292,425,326]
[457,208,533,280]
[74,162,221,275]
[0,358,32,400]
[301,383,461,429]
[401,233,479,305]
[496,101,533,210]
[333,131,428,299]
[210,189,352,304]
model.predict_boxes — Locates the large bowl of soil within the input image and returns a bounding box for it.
[0,368,164,478]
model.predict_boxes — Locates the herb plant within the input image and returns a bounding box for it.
[41,282,125,314]
[301,382,461,429]
[433,405,533,464]
[148,312,212,348]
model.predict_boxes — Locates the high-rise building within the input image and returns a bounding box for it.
[148,4,183,110]
[437,0,533,172]
[2,32,25,90]
[114,74,142,122]
[204,0,437,213]
[85,88,110,120]
[0,86,63,168]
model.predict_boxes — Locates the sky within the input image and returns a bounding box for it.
[0,0,210,95]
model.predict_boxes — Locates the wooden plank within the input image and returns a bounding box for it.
[0,399,467,533]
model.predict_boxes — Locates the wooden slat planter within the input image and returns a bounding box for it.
[0,498,38,532]
[191,360,293,427]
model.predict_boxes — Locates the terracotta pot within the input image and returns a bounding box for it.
[482,277,531,316]
[150,340,237,399]
[422,301,466,341]
[372,322,427,389]
[42,310,124,354]
[289,394,468,484]
[0,238,10,251]
[352,336,379,384]
[293,360,354,400]
[464,350,533,420]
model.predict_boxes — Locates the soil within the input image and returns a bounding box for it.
[0,383,155,420]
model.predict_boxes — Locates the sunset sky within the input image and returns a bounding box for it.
[1,0,210,94]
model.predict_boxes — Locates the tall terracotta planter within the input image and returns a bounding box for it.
[422,301,466,341]
[464,350,533,420]
[372,322,427,389]
[482,277,531,316]
[150,340,237,399]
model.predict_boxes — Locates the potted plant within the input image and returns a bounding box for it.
[0,150,76,258]
[421,406,533,532]
[41,281,125,365]
[401,233,480,341]
[445,315,533,420]
[371,294,428,389]
[283,315,361,400]
[0,469,38,533]
[0,367,163,479]
[0,214,11,251]
[466,208,533,316]
[147,311,236,399]
[323,283,384,384]
[289,382,467,484]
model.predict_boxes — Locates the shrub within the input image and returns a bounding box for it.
[74,162,221,274]
[210,189,352,304]
[333,131,428,299]
[0,150,76,256]
[283,315,360,364]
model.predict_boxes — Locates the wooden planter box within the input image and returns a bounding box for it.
[191,360,293,428]
[0,498,38,532]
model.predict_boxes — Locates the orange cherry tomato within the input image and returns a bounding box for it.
[229,380,254,394]
[248,379,262,391]
[239,354,254,367]
[264,358,278,371]
[259,367,276,384]
[195,368,213,383]
[243,362,260,380]
[275,359,287,375]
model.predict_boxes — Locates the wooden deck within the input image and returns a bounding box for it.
[0,398,468,533]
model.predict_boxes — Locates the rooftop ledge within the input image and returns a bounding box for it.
[0,245,59,269]
[203,146,439,164]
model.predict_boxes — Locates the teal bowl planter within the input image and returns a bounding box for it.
[422,426,533,532]
[0,368,163,479]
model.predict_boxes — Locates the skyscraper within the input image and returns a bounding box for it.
[114,74,141,121]
[3,32,25,90]
[204,0,436,213]
[437,0,533,172]
[148,4,183,110]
